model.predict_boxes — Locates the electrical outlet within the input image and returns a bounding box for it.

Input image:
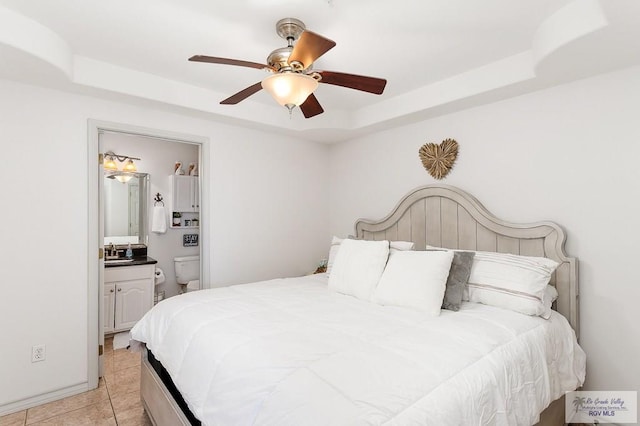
[32,345,46,362]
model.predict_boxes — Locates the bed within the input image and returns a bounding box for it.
[131,184,585,426]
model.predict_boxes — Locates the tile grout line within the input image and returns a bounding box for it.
[25,400,112,426]
[104,340,118,425]
[107,390,118,425]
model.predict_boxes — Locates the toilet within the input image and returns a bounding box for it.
[174,255,200,292]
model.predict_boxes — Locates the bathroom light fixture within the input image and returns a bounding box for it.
[261,72,318,114]
[123,159,137,173]
[104,156,118,171]
[103,151,140,183]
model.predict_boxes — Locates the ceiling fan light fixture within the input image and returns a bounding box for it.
[261,73,318,110]
[190,17,385,118]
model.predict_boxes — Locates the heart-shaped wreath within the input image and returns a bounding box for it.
[418,138,458,179]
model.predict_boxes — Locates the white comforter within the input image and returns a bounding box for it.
[131,274,586,426]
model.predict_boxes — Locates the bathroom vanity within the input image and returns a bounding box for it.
[104,259,157,333]
[103,170,156,333]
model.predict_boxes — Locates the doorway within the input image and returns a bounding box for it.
[87,120,210,387]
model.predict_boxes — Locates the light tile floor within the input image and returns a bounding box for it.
[0,336,151,426]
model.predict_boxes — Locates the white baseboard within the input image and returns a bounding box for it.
[0,382,93,417]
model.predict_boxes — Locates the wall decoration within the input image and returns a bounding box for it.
[183,234,199,247]
[172,212,182,226]
[174,161,185,175]
[418,138,459,180]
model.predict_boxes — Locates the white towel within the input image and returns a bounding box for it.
[112,332,131,350]
[152,205,167,234]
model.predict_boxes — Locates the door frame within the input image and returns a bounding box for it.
[87,119,210,387]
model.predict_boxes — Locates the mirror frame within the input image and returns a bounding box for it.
[103,171,149,246]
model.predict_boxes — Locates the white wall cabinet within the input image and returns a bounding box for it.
[104,264,154,333]
[171,175,199,213]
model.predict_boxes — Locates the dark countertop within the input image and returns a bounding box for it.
[104,256,158,268]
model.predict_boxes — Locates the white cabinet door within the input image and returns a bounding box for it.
[104,283,116,334]
[171,175,199,213]
[172,175,196,212]
[114,279,153,331]
[192,178,200,212]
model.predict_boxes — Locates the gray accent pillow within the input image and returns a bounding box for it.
[441,251,475,311]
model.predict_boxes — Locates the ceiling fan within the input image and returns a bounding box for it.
[189,18,387,118]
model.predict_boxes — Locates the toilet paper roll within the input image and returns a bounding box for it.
[154,268,166,285]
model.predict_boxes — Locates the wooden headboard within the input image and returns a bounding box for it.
[354,184,579,338]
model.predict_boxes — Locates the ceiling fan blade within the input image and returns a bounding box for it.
[189,55,274,71]
[318,71,387,95]
[220,82,263,105]
[288,31,336,69]
[299,93,324,118]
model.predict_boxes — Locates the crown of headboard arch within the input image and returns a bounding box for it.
[354,184,579,338]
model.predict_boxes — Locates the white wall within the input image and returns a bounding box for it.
[0,79,329,411]
[101,132,200,298]
[3,63,637,415]
[329,66,640,397]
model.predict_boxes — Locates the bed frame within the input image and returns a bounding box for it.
[141,184,579,426]
[355,184,579,338]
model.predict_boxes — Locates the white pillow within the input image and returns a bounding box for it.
[541,285,559,320]
[373,250,454,315]
[327,236,414,275]
[389,240,415,254]
[326,236,345,275]
[328,239,390,301]
[466,251,559,317]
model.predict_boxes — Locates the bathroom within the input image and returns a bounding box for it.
[102,130,201,324]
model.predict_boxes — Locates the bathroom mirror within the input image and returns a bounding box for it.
[104,172,149,245]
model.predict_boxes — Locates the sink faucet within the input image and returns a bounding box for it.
[106,243,120,259]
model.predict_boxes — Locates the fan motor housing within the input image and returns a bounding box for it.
[269,18,312,72]
[267,47,293,71]
[275,18,305,41]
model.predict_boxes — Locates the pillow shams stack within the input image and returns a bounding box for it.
[326,237,559,318]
